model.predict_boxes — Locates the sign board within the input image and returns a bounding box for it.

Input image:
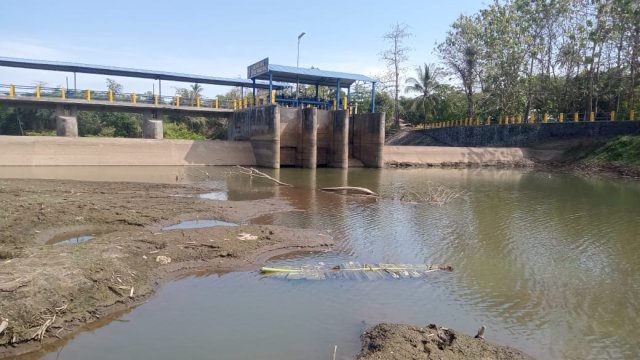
[247,58,269,78]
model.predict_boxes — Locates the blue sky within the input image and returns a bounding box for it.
[0,0,487,97]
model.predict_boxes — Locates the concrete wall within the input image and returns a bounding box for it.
[396,122,640,147]
[299,108,317,168]
[0,136,256,166]
[327,110,349,168]
[383,145,552,166]
[279,107,300,166]
[316,110,330,166]
[229,105,280,168]
[351,113,385,168]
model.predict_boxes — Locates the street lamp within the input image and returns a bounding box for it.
[296,32,306,105]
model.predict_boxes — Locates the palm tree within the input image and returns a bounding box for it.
[190,83,204,100]
[405,64,441,127]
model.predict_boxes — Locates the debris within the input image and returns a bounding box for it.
[237,233,258,241]
[474,325,485,340]
[155,255,171,264]
[0,319,8,335]
[321,186,378,196]
[233,166,293,187]
[129,286,135,298]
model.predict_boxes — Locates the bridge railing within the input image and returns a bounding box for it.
[0,83,236,110]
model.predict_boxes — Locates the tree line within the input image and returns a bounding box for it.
[378,0,639,127]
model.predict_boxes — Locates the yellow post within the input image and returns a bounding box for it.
[233,99,237,110]
[610,111,615,121]
[86,89,91,101]
[486,116,490,125]
[574,112,579,122]
[531,113,536,124]
[271,90,276,104]
[631,111,635,121]
[544,113,549,123]
[243,98,247,109]
[215,98,219,109]
[332,98,337,110]
[343,95,348,110]
[196,97,201,108]
[176,96,180,107]
[9,84,15,97]
[263,94,267,105]
[589,112,595,122]
[559,113,564,122]
[36,85,41,98]
[61,87,66,99]
[154,95,159,105]
[131,93,137,104]
[108,90,114,102]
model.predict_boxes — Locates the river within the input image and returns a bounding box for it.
[5,166,639,359]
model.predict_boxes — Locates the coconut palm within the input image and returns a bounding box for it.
[405,64,442,127]
[190,83,204,99]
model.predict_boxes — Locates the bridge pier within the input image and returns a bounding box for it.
[143,110,164,139]
[55,105,78,137]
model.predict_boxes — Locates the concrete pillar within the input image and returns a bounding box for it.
[300,107,317,168]
[234,105,280,169]
[143,110,164,139]
[328,110,349,168]
[351,113,385,168]
[55,105,78,137]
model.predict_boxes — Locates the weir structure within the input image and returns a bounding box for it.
[0,57,386,168]
[227,59,384,169]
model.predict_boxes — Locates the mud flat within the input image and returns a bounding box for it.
[357,323,533,360]
[0,179,333,357]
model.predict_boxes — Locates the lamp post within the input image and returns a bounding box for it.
[296,32,306,105]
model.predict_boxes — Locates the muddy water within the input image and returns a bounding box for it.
[11,167,640,359]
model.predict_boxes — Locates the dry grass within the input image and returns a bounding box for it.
[395,182,464,206]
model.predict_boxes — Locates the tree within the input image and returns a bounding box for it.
[437,15,481,119]
[106,79,123,94]
[405,64,442,127]
[380,23,411,127]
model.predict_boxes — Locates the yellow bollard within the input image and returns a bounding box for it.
[343,96,347,110]
[9,84,15,97]
[36,85,41,99]
[544,113,549,123]
[233,99,237,110]
[196,97,201,108]
[131,93,136,104]
[215,98,219,109]
[559,113,564,122]
[86,89,91,101]
[176,96,180,107]
[486,116,490,125]
[271,90,276,104]
[631,111,635,121]
[531,113,536,124]
[574,112,579,122]
[590,112,594,122]
[610,111,615,121]
[61,87,66,99]
[154,95,159,105]
[243,98,247,109]
[518,115,522,124]
[108,90,114,102]
[263,94,267,105]
[332,98,336,110]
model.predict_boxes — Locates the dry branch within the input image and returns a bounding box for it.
[0,319,8,335]
[397,182,463,206]
[321,187,378,196]
[233,166,293,187]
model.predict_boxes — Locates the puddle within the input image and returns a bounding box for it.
[161,219,238,230]
[49,235,95,245]
[198,191,228,200]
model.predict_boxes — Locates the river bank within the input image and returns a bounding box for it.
[0,179,333,357]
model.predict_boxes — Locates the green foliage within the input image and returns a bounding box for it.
[565,136,640,167]
[163,122,206,140]
[25,130,56,136]
[77,111,142,138]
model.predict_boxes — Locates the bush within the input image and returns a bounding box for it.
[163,122,206,140]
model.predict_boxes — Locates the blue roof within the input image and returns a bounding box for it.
[0,57,285,89]
[253,63,375,87]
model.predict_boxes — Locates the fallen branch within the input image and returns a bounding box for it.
[32,314,55,342]
[234,166,293,187]
[0,319,8,335]
[321,186,378,196]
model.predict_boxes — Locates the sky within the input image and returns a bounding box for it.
[0,0,487,98]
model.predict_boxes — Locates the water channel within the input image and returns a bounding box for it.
[4,166,639,359]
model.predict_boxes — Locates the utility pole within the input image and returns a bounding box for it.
[296,32,306,106]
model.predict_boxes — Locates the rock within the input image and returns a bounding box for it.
[155,255,171,264]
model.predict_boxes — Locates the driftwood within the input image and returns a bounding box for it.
[234,166,293,187]
[32,314,55,341]
[321,186,378,196]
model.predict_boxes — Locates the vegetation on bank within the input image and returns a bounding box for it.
[563,135,640,174]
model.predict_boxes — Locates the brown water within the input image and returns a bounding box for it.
[7,167,640,359]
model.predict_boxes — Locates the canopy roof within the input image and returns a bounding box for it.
[252,63,376,87]
[0,57,284,89]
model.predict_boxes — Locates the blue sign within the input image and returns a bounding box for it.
[247,58,269,78]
